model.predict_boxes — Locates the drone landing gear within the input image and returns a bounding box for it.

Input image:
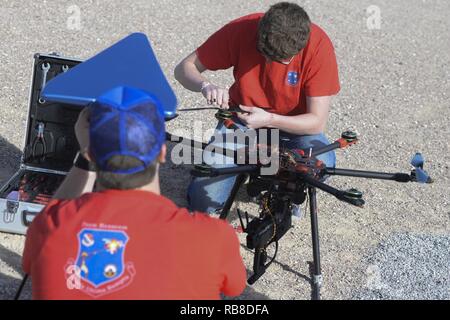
[219,173,248,220]
[218,173,325,299]
[308,187,323,300]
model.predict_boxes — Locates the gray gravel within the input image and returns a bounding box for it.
[0,0,449,300]
[354,233,450,300]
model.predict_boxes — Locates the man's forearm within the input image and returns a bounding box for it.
[269,113,326,135]
[53,166,96,200]
[267,95,332,135]
[174,61,207,92]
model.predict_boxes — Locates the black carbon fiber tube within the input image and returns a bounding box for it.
[324,168,411,182]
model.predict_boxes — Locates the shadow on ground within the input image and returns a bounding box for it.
[0,243,30,300]
[0,135,22,184]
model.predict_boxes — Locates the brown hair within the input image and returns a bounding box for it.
[257,2,311,62]
[96,155,158,190]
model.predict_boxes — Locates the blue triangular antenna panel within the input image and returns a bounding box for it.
[41,33,177,118]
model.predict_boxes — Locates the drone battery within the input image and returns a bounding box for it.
[0,53,82,235]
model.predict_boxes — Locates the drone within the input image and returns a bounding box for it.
[166,108,432,300]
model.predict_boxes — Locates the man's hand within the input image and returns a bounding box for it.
[75,107,90,155]
[237,106,274,129]
[201,82,229,109]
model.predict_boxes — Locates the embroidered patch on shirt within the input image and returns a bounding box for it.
[287,71,300,86]
[65,228,135,298]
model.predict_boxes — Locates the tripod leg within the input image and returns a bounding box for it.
[308,187,323,300]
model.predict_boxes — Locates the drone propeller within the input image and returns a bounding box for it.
[410,153,432,184]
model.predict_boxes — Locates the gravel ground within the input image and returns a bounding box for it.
[0,0,449,300]
[353,233,450,300]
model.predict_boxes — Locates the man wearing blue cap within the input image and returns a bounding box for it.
[22,86,246,300]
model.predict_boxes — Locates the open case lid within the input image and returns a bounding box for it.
[22,54,82,173]
[41,33,178,119]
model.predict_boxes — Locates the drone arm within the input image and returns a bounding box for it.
[324,168,411,183]
[167,131,259,165]
[310,141,341,157]
[301,174,365,207]
[311,132,358,157]
[210,165,259,177]
[191,164,260,178]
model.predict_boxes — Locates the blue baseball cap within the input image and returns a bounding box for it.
[88,86,166,174]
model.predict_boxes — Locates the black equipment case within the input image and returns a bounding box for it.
[0,53,82,235]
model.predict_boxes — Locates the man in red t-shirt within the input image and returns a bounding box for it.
[175,2,340,214]
[22,86,246,300]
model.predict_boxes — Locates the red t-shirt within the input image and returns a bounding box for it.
[22,190,246,300]
[196,13,340,115]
